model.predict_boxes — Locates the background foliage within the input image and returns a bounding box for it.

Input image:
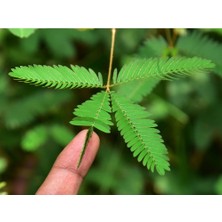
[0,28,222,194]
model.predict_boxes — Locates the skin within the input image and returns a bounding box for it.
[36,130,100,195]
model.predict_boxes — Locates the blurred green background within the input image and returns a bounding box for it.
[0,28,222,195]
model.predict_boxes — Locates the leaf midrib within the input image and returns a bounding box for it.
[113,96,157,166]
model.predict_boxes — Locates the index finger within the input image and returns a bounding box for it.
[36,129,100,195]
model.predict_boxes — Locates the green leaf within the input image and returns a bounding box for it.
[21,125,48,151]
[84,145,122,193]
[116,57,215,85]
[177,31,222,76]
[0,157,7,174]
[115,37,214,104]
[193,104,222,150]
[4,90,72,129]
[111,91,170,175]
[112,68,118,84]
[70,91,113,133]
[215,175,222,194]
[9,65,103,89]
[147,94,189,124]
[84,144,145,194]
[40,29,76,58]
[0,181,7,195]
[71,90,113,167]
[138,36,168,57]
[133,37,177,106]
[50,124,74,146]
[116,78,159,103]
[0,181,6,190]
[8,28,36,38]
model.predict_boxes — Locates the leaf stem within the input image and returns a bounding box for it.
[106,28,116,91]
[165,29,174,48]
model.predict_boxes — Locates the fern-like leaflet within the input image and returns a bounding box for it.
[116,36,167,103]
[70,91,113,166]
[9,65,103,89]
[116,57,214,84]
[111,91,169,175]
[70,91,113,133]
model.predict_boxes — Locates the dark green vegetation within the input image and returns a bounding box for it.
[1,29,222,194]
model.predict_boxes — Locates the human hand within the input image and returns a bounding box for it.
[36,130,100,195]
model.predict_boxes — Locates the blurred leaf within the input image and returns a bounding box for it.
[114,166,145,194]
[167,72,217,112]
[177,30,222,76]
[50,124,74,146]
[117,29,149,54]
[138,36,168,57]
[82,144,146,194]
[0,29,7,42]
[116,78,159,103]
[154,171,215,194]
[0,72,9,114]
[18,29,100,59]
[0,72,9,93]
[193,122,213,150]
[3,90,72,129]
[19,31,40,54]
[8,28,36,38]
[41,29,76,58]
[0,181,7,195]
[85,145,121,193]
[147,98,169,120]
[174,28,187,36]
[21,124,74,152]
[0,181,6,189]
[202,28,222,36]
[147,95,189,123]
[215,175,222,194]
[21,125,48,151]
[193,104,222,150]
[0,157,8,173]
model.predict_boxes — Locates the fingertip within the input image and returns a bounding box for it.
[90,130,100,148]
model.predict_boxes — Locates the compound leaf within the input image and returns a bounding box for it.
[111,91,170,175]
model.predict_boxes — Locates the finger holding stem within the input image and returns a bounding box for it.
[36,130,100,195]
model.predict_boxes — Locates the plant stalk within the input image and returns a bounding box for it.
[165,29,174,48]
[106,28,116,91]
